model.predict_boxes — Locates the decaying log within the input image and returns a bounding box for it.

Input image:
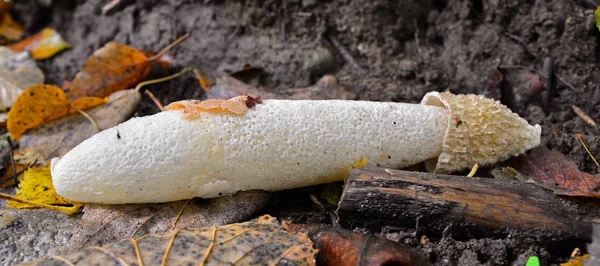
[337,167,594,240]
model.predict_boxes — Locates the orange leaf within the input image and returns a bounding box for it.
[7,84,105,140]
[8,85,70,139]
[71,96,107,110]
[0,12,23,43]
[65,42,151,100]
[7,27,70,59]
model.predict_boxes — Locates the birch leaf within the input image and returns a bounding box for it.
[68,191,271,250]
[27,215,316,266]
[6,166,83,213]
[7,27,70,59]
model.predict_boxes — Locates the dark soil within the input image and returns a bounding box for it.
[10,0,600,265]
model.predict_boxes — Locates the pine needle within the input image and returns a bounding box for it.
[577,134,600,169]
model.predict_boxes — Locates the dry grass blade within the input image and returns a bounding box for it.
[577,134,600,169]
[467,163,479,177]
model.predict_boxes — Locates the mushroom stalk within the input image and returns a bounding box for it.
[51,92,541,204]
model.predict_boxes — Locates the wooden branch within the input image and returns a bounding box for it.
[337,167,594,240]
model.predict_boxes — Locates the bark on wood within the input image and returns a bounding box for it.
[337,167,593,240]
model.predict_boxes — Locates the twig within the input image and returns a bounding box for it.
[134,67,191,92]
[144,90,164,111]
[327,34,366,74]
[72,107,101,132]
[0,158,37,186]
[6,136,16,185]
[148,33,190,61]
[577,134,600,169]
[572,105,597,126]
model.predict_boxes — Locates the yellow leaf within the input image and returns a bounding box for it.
[7,84,106,140]
[7,27,70,59]
[71,96,107,110]
[560,254,590,266]
[5,166,83,214]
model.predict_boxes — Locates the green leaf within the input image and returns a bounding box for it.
[526,256,540,266]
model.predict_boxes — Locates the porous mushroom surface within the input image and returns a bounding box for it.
[51,99,449,204]
[422,92,541,173]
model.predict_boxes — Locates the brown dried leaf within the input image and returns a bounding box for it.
[68,191,271,250]
[18,89,141,159]
[508,147,600,197]
[27,214,315,266]
[287,225,429,266]
[64,42,152,100]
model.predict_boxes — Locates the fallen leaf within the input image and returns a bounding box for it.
[561,254,590,266]
[6,166,83,212]
[64,42,151,100]
[7,84,106,140]
[28,214,315,266]
[287,224,429,266]
[503,147,600,197]
[0,12,22,44]
[7,27,70,59]
[68,191,271,250]
[0,47,44,110]
[18,89,141,159]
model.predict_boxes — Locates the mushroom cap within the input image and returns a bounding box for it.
[421,91,541,173]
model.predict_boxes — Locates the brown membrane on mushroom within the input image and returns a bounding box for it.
[165,95,262,119]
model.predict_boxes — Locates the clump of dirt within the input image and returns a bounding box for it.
[9,0,600,264]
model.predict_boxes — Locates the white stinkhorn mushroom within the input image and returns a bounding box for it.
[50,92,541,204]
